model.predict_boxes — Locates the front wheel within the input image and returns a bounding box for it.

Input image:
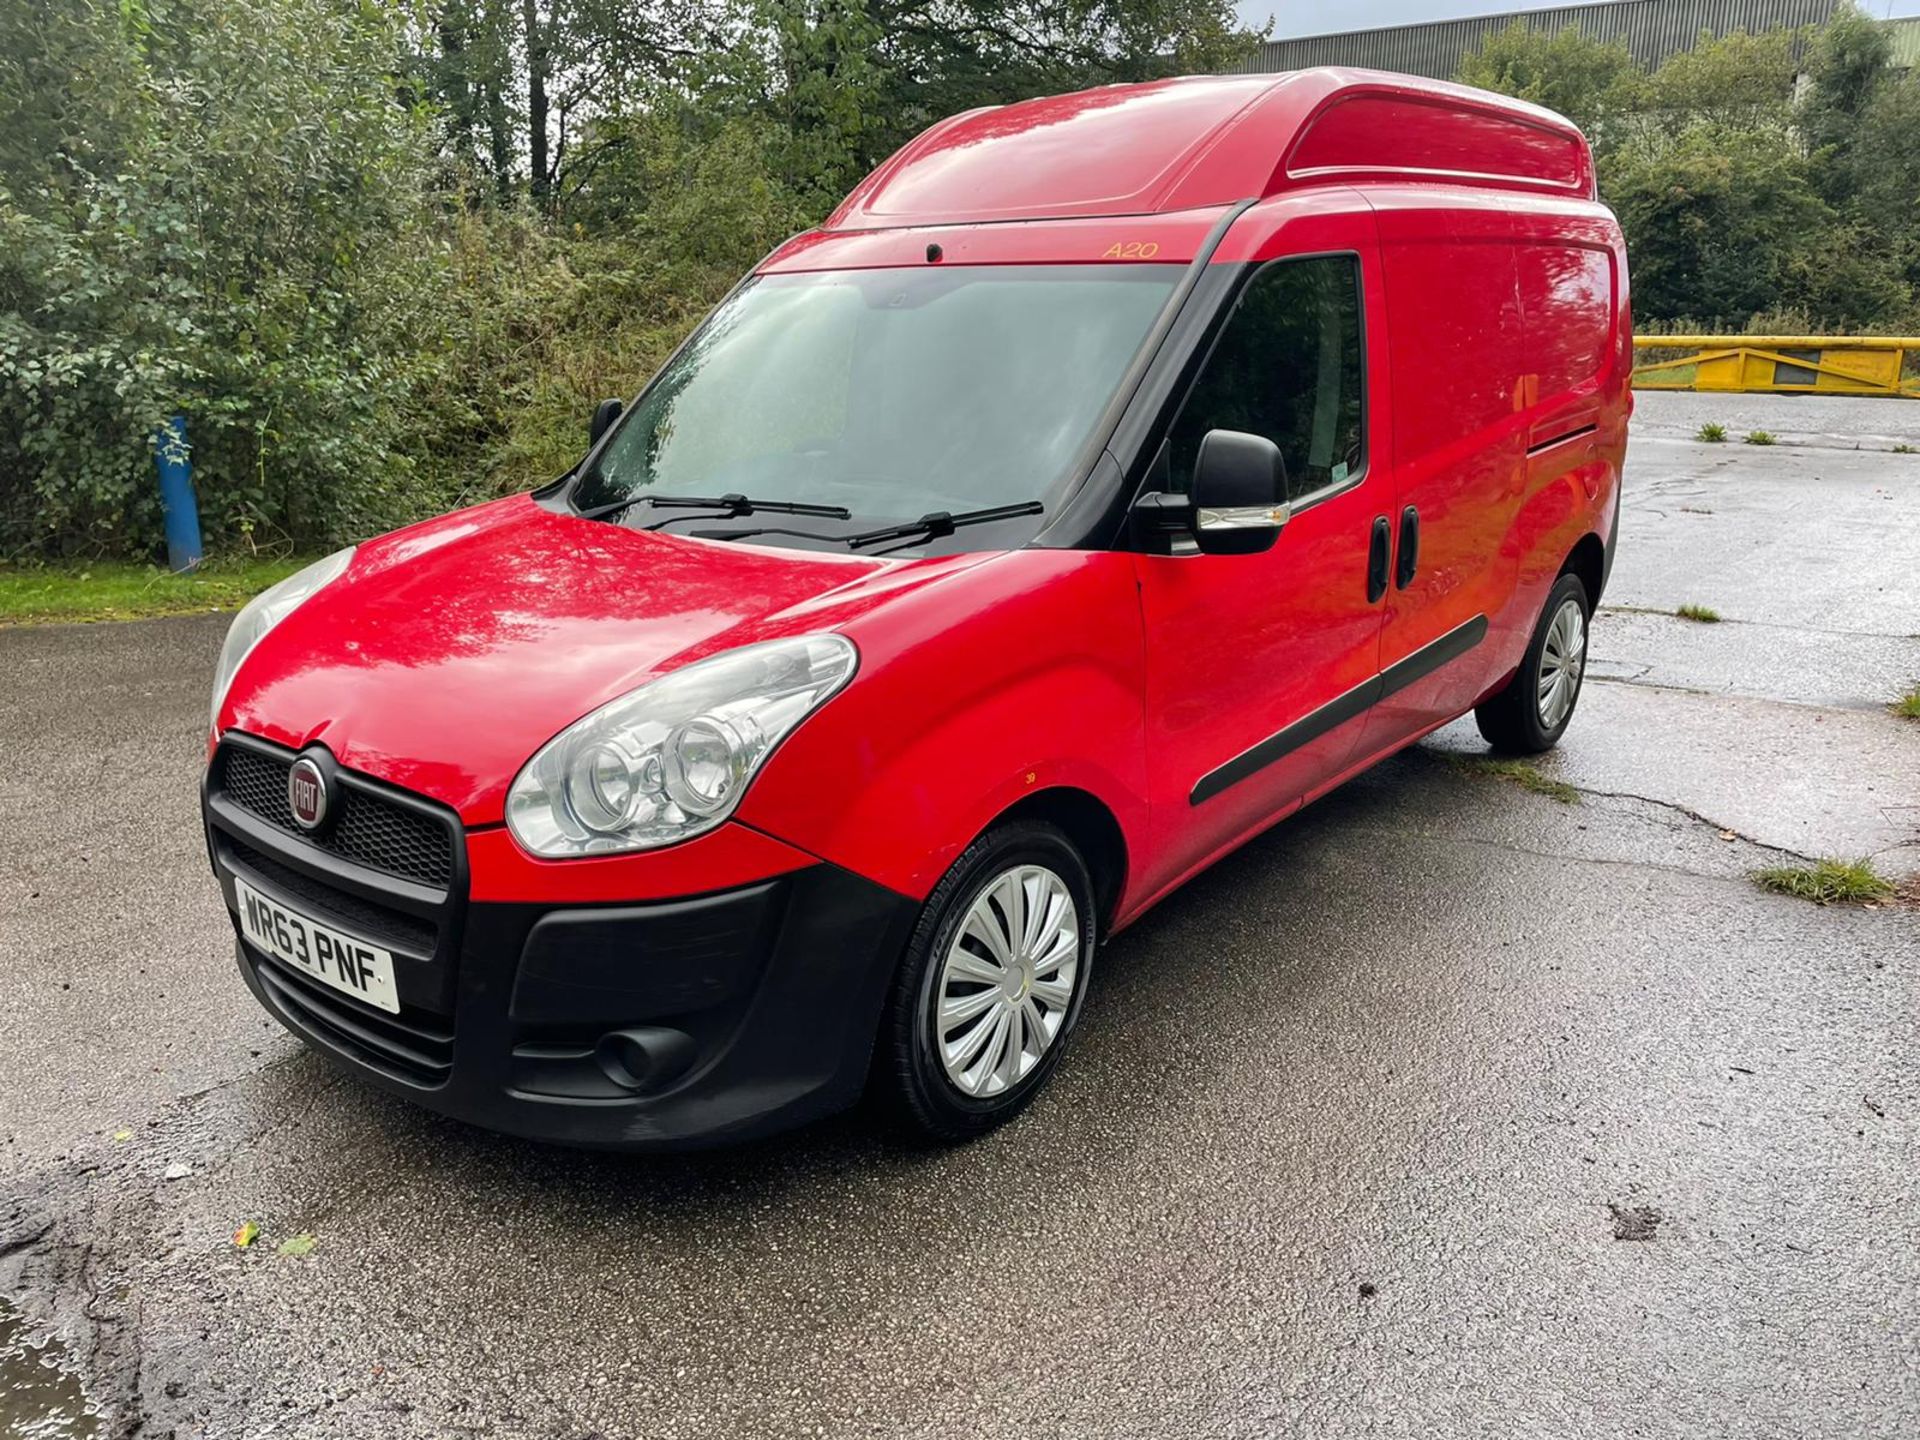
[877,820,1097,1143]
[1474,572,1591,754]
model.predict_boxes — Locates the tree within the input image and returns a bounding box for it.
[419,0,733,211]
[1800,3,1894,158]
[1604,124,1833,326]
[1641,27,1800,130]
[427,0,519,201]
[865,0,1253,143]
[1455,20,1643,144]
[0,0,497,555]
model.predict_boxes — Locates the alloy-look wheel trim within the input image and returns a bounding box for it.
[1537,597,1587,730]
[935,864,1080,1098]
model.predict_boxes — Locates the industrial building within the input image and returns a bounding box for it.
[1237,0,1919,80]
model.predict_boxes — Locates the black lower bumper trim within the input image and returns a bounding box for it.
[248,955,454,1086]
[228,857,918,1150]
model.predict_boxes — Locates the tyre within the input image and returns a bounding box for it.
[878,819,1097,1142]
[1474,571,1591,754]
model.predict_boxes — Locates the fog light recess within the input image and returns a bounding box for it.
[595,1026,698,1093]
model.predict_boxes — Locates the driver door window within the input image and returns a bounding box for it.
[1165,254,1366,504]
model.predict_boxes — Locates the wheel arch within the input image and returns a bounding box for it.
[989,786,1129,938]
[1560,531,1606,610]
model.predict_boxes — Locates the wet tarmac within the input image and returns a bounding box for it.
[1,392,1915,1438]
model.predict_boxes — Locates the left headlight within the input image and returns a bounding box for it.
[210,547,356,731]
[506,633,857,858]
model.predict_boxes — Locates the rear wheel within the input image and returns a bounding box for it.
[1474,572,1591,754]
[878,820,1096,1142]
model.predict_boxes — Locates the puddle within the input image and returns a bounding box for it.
[0,1299,99,1440]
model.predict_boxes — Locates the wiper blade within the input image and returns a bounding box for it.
[701,499,1046,551]
[647,493,852,520]
[572,491,852,524]
[844,501,1044,550]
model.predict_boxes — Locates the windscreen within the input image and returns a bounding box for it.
[573,264,1179,532]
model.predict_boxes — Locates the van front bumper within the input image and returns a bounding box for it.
[203,737,918,1150]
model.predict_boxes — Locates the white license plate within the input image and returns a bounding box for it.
[234,877,400,1014]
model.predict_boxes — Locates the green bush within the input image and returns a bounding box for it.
[0,0,499,558]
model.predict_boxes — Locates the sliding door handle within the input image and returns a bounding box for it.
[1367,515,1391,603]
[1395,506,1419,589]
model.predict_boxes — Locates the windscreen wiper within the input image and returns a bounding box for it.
[710,499,1046,550]
[572,491,852,524]
[843,501,1044,550]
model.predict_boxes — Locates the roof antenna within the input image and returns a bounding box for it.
[925,242,943,263]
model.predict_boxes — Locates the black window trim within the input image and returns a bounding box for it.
[1156,247,1372,522]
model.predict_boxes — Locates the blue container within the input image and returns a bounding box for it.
[154,414,203,573]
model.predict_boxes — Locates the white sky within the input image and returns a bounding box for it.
[1242,0,1920,40]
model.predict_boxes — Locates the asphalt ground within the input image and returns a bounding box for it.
[1,391,1916,1439]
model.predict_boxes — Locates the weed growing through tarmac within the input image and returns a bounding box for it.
[1892,685,1920,720]
[1752,858,1894,906]
[1447,755,1580,804]
[1744,429,1776,445]
[1696,422,1727,442]
[1893,443,1917,454]
[1676,603,1722,623]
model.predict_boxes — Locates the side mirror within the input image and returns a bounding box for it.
[1191,429,1289,555]
[589,397,624,446]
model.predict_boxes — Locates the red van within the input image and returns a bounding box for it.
[202,69,1628,1149]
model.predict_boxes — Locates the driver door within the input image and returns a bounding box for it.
[1131,219,1392,903]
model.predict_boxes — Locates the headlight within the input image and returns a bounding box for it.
[506,633,857,858]
[210,547,356,730]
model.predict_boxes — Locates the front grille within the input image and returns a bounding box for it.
[211,734,469,1085]
[251,954,454,1087]
[222,745,455,888]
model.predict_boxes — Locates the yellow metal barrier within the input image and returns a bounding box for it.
[1631,335,1920,398]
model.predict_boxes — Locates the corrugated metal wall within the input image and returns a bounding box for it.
[1238,0,1842,80]
[1891,15,1920,69]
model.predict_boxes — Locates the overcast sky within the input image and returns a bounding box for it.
[1242,0,1920,40]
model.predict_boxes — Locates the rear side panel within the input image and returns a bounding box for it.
[1505,196,1630,638]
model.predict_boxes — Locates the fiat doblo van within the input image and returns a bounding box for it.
[202,68,1628,1148]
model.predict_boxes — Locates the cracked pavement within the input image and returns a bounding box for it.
[2,392,1917,1438]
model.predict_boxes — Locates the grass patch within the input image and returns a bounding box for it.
[1752,858,1894,906]
[1894,443,1917,455]
[1695,422,1727,442]
[1676,603,1722,623]
[1448,755,1581,804]
[0,556,314,625]
[1744,430,1776,446]
[1892,685,1920,720]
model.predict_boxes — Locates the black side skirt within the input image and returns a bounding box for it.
[1189,614,1488,806]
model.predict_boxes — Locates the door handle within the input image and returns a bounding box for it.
[1367,515,1391,603]
[1395,506,1419,590]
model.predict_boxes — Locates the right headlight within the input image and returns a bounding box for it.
[505,633,857,858]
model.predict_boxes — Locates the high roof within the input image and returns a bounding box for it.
[822,68,1595,232]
